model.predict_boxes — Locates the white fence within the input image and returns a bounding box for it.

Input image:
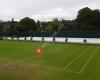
[55,37,66,43]
[3,37,100,44]
[44,37,53,42]
[33,37,43,41]
[18,37,25,40]
[68,38,84,44]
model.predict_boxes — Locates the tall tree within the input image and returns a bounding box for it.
[17,17,36,33]
[8,18,18,36]
[91,9,100,30]
[0,21,4,36]
[76,7,100,31]
[76,7,93,31]
[48,18,62,31]
[61,19,78,31]
[36,20,41,31]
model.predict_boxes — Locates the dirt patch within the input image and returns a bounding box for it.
[0,58,57,80]
[0,59,40,73]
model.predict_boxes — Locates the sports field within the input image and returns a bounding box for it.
[0,40,100,80]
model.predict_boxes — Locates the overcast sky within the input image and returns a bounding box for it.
[0,0,100,21]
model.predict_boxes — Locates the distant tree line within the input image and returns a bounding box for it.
[0,7,100,37]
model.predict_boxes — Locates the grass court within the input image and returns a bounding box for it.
[0,40,100,80]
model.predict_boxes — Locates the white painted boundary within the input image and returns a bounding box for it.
[44,46,98,74]
[44,65,80,74]
[79,47,98,73]
[64,47,90,69]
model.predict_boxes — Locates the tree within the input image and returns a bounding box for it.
[61,19,78,31]
[8,18,18,36]
[36,20,41,31]
[47,18,62,31]
[0,21,4,36]
[76,7,93,31]
[91,9,100,30]
[17,17,36,33]
[76,7,100,31]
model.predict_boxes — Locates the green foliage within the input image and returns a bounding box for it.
[48,18,62,31]
[0,22,4,35]
[16,17,36,32]
[76,7,100,31]
[61,20,78,31]
[7,19,18,36]
[36,20,41,31]
[0,7,100,36]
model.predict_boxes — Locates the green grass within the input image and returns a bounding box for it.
[0,40,100,80]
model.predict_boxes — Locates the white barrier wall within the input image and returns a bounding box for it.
[33,37,43,41]
[3,37,6,40]
[26,37,31,41]
[18,37,25,40]
[6,37,12,40]
[86,38,100,44]
[13,37,17,40]
[55,37,66,43]
[68,38,84,43]
[3,37,100,44]
[44,37,53,42]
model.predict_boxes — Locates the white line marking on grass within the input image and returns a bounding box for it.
[64,47,90,69]
[44,65,80,74]
[79,47,98,73]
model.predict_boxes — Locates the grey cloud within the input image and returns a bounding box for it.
[0,0,100,21]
